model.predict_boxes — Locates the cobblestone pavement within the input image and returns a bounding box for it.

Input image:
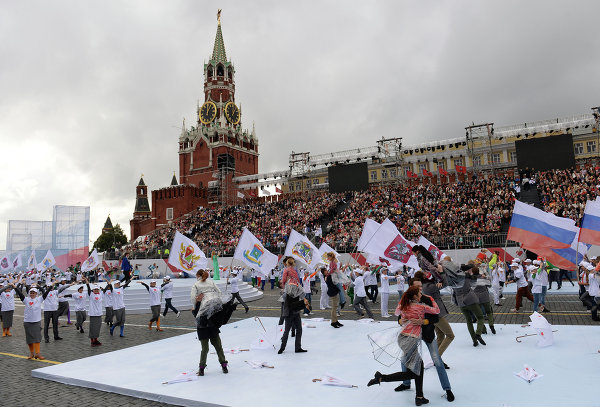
[1,283,595,406]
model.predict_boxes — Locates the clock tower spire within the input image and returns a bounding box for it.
[177,10,258,205]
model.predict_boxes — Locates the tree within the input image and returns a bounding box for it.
[93,224,128,252]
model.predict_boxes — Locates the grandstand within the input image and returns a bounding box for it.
[118,108,600,260]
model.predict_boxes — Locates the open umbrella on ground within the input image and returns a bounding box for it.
[514,365,543,383]
[312,373,358,388]
[162,370,200,385]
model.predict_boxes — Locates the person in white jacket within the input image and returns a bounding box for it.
[379,267,396,317]
[531,260,550,312]
[226,269,248,313]
[139,280,164,332]
[352,268,374,318]
[161,275,181,318]
[318,267,331,310]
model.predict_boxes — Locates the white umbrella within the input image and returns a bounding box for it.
[514,365,542,383]
[529,312,554,347]
[313,373,358,388]
[162,370,200,384]
[245,360,274,369]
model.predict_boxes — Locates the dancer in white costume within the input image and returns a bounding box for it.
[379,268,396,317]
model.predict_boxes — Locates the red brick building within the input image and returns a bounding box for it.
[130,15,258,240]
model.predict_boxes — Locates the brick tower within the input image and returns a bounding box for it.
[178,11,259,205]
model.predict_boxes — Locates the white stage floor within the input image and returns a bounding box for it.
[32,317,600,407]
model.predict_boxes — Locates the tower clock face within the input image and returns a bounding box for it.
[199,101,217,125]
[224,101,241,125]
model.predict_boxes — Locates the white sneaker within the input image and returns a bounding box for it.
[177,311,181,318]
[382,314,391,318]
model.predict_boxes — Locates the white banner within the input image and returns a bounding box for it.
[27,251,37,270]
[233,228,278,276]
[168,231,208,274]
[11,253,22,269]
[0,256,12,272]
[362,219,419,270]
[38,250,56,271]
[81,249,100,272]
[357,218,381,252]
[417,236,446,261]
[284,229,321,269]
[318,242,340,265]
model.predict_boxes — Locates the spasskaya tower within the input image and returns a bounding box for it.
[178,10,259,205]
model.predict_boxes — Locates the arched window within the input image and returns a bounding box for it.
[206,65,213,79]
[217,64,224,77]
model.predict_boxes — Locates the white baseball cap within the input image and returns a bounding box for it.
[164,275,171,280]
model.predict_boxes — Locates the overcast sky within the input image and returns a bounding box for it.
[1,0,600,250]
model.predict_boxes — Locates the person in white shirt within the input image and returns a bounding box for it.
[531,260,550,312]
[509,262,534,312]
[0,280,17,337]
[302,270,317,315]
[103,281,115,327]
[364,267,378,303]
[379,267,396,317]
[395,269,406,299]
[139,280,164,332]
[110,279,131,337]
[14,285,46,359]
[318,267,330,310]
[490,264,504,306]
[43,280,70,343]
[161,275,181,317]
[587,266,600,321]
[67,284,88,334]
[57,277,74,326]
[227,269,249,313]
[87,282,106,346]
[352,268,374,318]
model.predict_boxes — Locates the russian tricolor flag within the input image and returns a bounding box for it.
[580,198,600,245]
[507,201,578,250]
[536,232,589,271]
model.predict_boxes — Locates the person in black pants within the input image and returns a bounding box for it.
[557,268,574,289]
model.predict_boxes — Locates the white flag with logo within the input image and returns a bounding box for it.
[318,242,340,265]
[233,228,278,276]
[38,250,56,271]
[357,218,382,252]
[417,236,446,261]
[81,249,100,272]
[362,219,419,270]
[262,189,271,196]
[284,229,321,269]
[168,231,208,274]
[237,191,245,199]
[12,253,22,269]
[27,251,37,270]
[0,255,12,272]
[364,252,402,269]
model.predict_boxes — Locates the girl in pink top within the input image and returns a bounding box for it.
[368,285,440,406]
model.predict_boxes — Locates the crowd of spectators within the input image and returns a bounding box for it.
[120,164,600,258]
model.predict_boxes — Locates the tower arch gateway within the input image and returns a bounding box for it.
[130,11,259,240]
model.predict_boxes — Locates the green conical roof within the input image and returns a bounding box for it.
[211,21,227,63]
[103,216,113,230]
[138,176,145,186]
[170,174,178,186]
